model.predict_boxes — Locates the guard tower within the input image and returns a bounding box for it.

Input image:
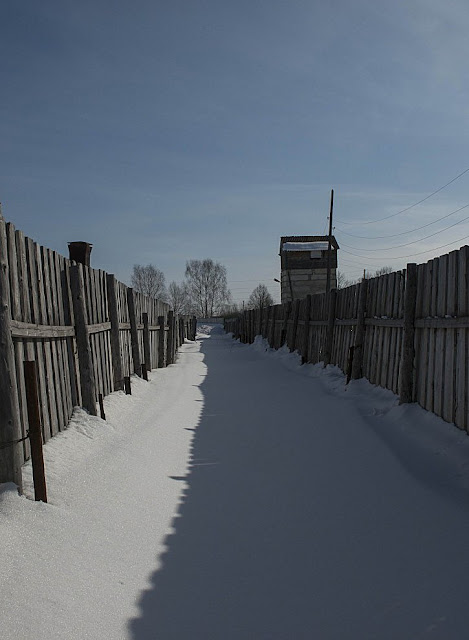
[279,235,339,303]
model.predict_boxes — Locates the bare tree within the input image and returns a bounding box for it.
[184,259,231,317]
[220,301,241,316]
[374,266,393,277]
[167,281,190,315]
[337,270,355,290]
[247,283,274,309]
[131,264,167,300]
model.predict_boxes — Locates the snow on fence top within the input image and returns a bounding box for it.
[282,241,330,252]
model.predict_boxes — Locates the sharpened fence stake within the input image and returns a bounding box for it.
[124,376,131,395]
[141,363,148,381]
[23,361,47,503]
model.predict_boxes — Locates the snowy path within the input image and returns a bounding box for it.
[3,326,469,638]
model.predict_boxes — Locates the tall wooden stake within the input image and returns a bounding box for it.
[24,361,47,502]
[326,189,334,297]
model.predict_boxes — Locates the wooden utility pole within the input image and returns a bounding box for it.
[326,189,334,297]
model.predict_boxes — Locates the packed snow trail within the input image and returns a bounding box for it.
[3,327,469,638]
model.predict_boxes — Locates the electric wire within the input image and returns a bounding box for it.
[337,209,469,252]
[341,230,469,261]
[336,167,469,226]
[334,202,469,239]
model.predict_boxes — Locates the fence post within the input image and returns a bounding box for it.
[269,305,277,347]
[70,264,97,415]
[351,279,368,380]
[142,312,151,371]
[323,288,337,366]
[106,274,123,391]
[126,288,141,375]
[167,310,175,364]
[23,361,47,502]
[281,301,291,347]
[192,315,197,340]
[0,219,23,488]
[399,263,418,404]
[301,295,312,364]
[290,299,300,351]
[158,315,165,368]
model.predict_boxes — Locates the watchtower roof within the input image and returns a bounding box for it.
[279,235,339,255]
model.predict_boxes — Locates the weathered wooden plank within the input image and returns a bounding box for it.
[351,279,367,380]
[399,264,417,403]
[6,224,29,463]
[0,219,23,487]
[64,258,81,407]
[87,321,112,334]
[158,315,165,368]
[70,265,97,415]
[56,252,74,423]
[375,274,386,388]
[26,241,51,443]
[323,288,337,366]
[300,296,311,363]
[456,247,469,429]
[167,310,175,365]
[127,287,140,375]
[47,248,67,432]
[142,312,151,371]
[41,246,61,437]
[106,274,123,390]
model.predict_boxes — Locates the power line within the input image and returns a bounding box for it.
[336,167,469,226]
[337,209,469,252]
[341,230,469,261]
[334,202,469,239]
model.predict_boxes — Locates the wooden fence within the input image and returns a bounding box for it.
[226,245,469,433]
[0,217,196,487]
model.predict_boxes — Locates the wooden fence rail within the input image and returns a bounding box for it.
[225,245,469,434]
[0,217,197,487]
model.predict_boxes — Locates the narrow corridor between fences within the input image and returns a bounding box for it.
[3,324,469,639]
[130,326,469,640]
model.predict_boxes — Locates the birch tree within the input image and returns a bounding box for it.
[131,264,167,300]
[184,259,231,317]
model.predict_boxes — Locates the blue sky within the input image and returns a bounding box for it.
[2,0,469,304]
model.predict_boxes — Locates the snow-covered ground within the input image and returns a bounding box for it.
[3,324,469,638]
